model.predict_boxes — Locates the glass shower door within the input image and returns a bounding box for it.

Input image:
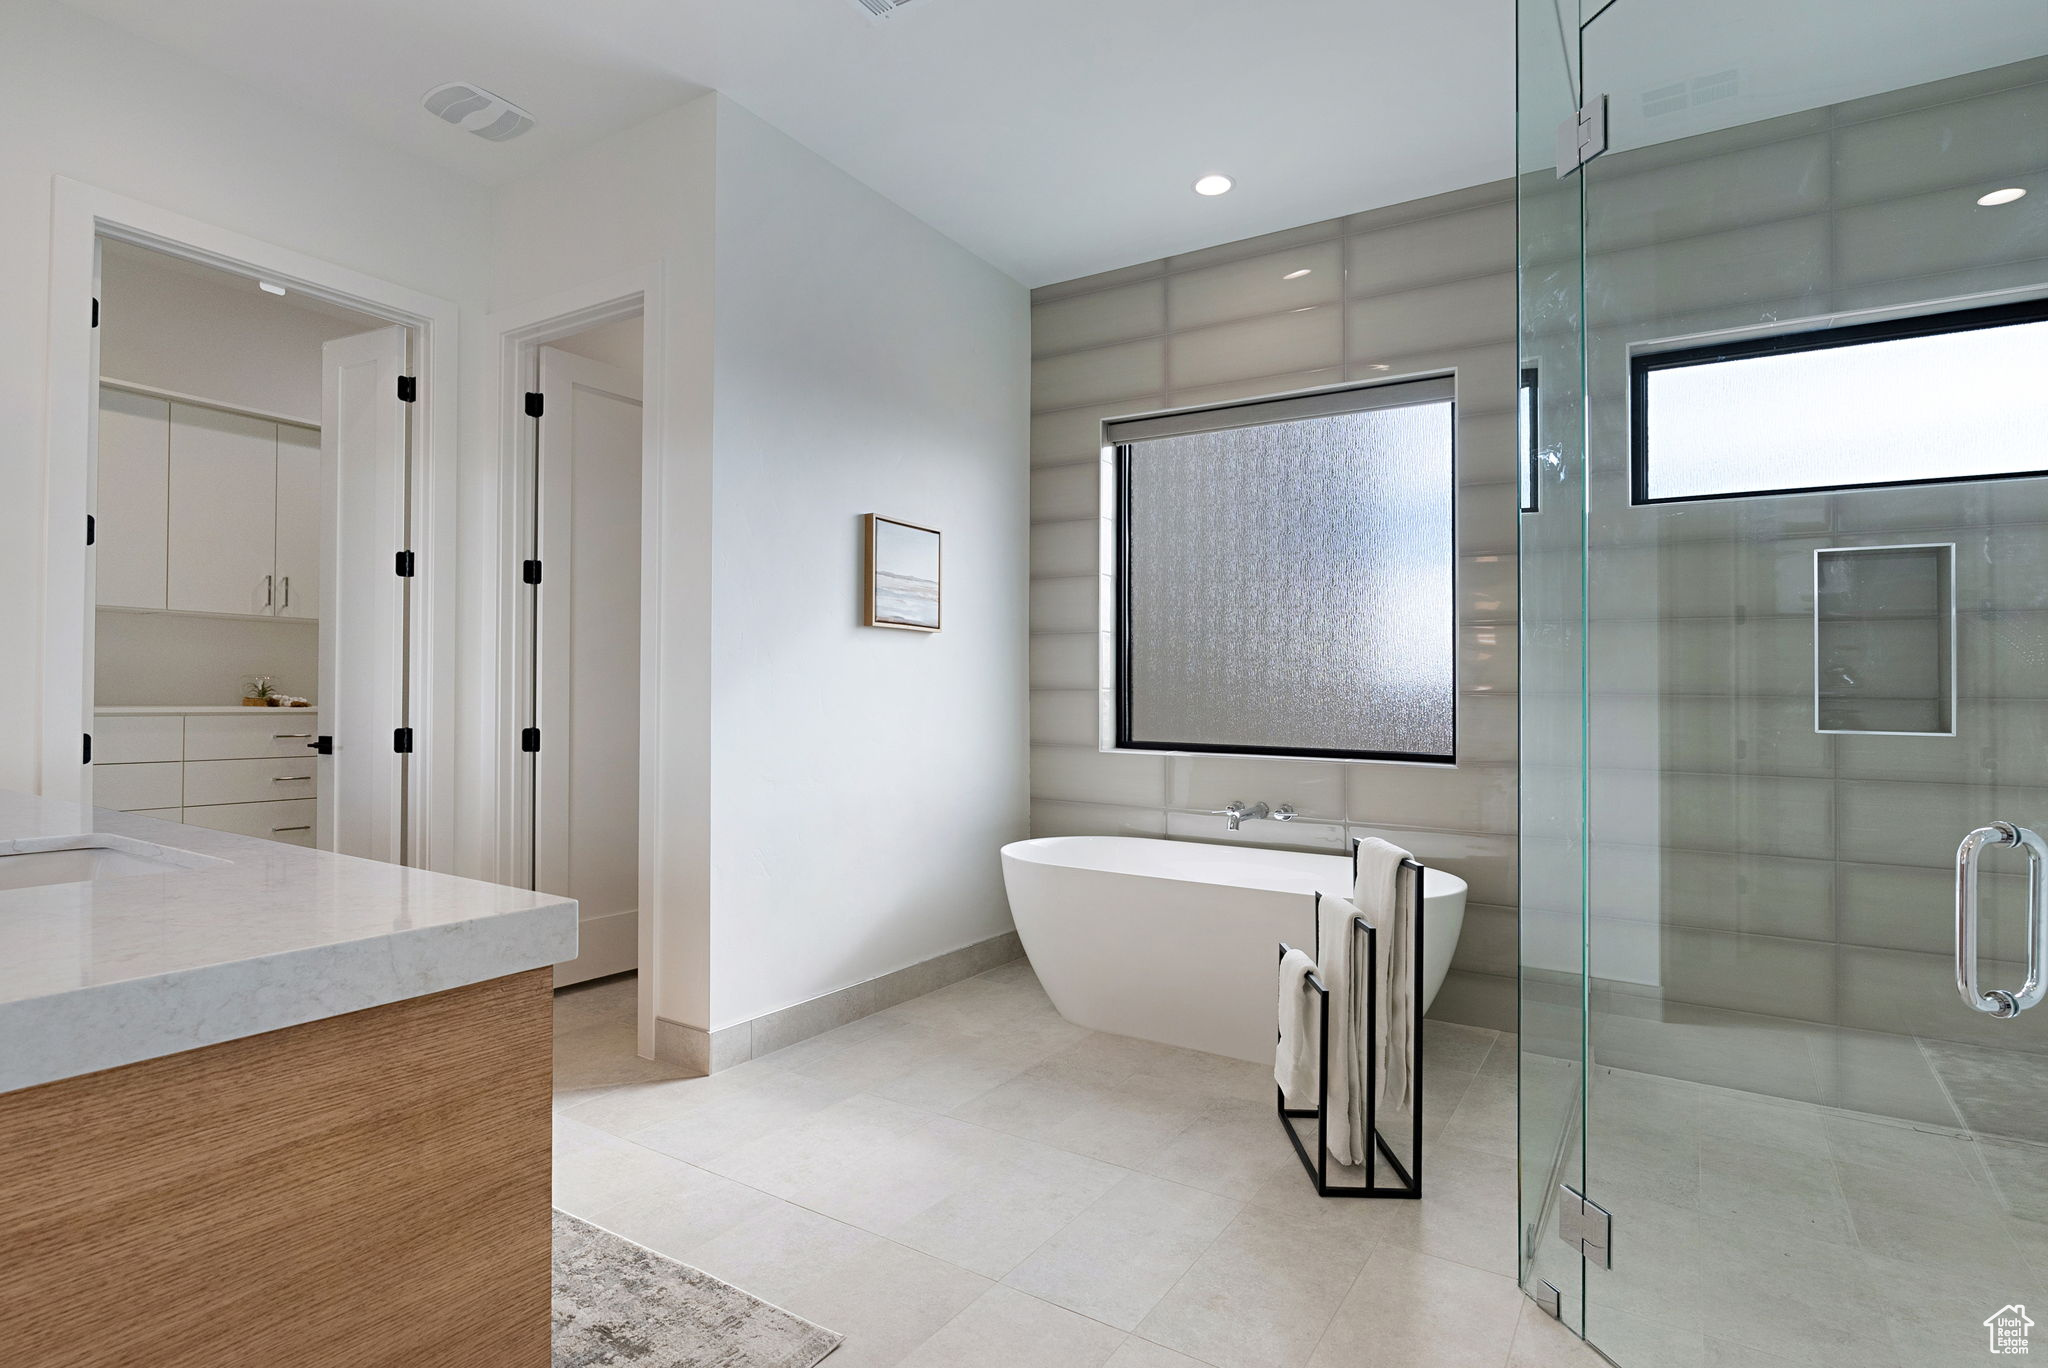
[1528,1,2048,1362]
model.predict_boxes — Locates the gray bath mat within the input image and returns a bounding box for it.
[553,1210,842,1367]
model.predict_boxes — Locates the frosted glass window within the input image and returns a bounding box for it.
[1636,301,2048,504]
[1110,378,1456,762]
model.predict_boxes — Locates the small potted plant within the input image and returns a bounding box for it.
[241,676,277,707]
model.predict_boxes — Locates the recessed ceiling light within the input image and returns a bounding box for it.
[1978,187,2027,206]
[1193,174,1234,197]
[258,280,287,296]
[1283,268,1312,280]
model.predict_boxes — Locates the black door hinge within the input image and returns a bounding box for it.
[396,375,418,403]
[83,733,92,765]
[86,514,95,547]
[521,559,542,585]
[308,736,334,755]
[393,727,414,754]
[521,727,541,754]
[395,549,415,578]
[91,297,99,329]
[524,391,544,419]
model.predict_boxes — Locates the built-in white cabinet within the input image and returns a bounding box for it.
[92,708,320,847]
[94,385,319,621]
[274,424,320,619]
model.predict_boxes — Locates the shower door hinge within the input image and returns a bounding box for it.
[393,727,414,755]
[521,559,542,585]
[1556,95,1608,177]
[396,375,418,403]
[395,549,415,578]
[1531,1281,1563,1320]
[524,391,544,418]
[520,726,540,754]
[1557,1185,1612,1267]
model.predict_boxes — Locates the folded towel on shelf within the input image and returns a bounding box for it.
[1354,836,1416,1116]
[1316,891,1370,1167]
[1274,946,1320,1107]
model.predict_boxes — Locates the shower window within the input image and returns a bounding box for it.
[1107,376,1457,764]
[1633,297,2048,504]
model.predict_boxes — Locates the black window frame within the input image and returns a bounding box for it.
[1631,295,2048,506]
[1109,376,1459,766]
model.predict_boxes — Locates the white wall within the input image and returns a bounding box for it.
[489,99,720,1032]
[490,95,1030,1038]
[98,240,385,424]
[706,102,1031,1028]
[0,0,492,809]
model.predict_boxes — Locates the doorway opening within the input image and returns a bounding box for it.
[86,233,425,864]
[511,307,647,986]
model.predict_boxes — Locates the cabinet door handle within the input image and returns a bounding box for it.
[271,825,312,833]
[280,575,290,609]
[273,775,312,783]
[272,733,314,739]
[264,574,274,608]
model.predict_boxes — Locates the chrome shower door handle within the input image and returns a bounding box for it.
[1955,822,2048,1018]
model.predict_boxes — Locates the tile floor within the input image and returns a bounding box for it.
[551,961,1605,1368]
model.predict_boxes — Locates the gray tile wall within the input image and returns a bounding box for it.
[1566,55,2048,1078]
[1028,182,1521,1031]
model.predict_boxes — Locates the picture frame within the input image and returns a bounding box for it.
[864,514,942,632]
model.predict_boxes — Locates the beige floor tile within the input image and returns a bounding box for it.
[1136,1204,1375,1368]
[1368,1142,1520,1278]
[552,1017,698,1101]
[1438,1068,1516,1159]
[1136,1097,1304,1201]
[1108,1340,1217,1368]
[553,1113,720,1217]
[1695,1133,1854,1247]
[777,1237,993,1368]
[705,1096,985,1231]
[1506,1301,1611,1368]
[1005,1172,1241,1331]
[883,1122,1126,1277]
[674,1200,886,1307]
[1306,1244,1523,1368]
[624,1067,869,1165]
[897,1285,1127,1368]
[1425,1021,1501,1075]
[577,1162,785,1259]
[954,1066,1213,1169]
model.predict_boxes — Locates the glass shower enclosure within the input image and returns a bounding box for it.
[1517,3,2048,1362]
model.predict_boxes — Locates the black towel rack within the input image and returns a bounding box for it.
[1274,845,1425,1199]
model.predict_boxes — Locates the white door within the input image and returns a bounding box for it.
[319,326,410,862]
[94,387,170,611]
[536,344,642,984]
[274,423,320,621]
[167,404,277,616]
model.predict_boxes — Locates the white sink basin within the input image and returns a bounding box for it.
[0,836,226,891]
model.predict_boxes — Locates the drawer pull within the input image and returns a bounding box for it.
[273,775,312,783]
[271,825,313,833]
[273,733,314,740]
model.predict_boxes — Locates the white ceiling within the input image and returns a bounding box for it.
[64,0,1513,285]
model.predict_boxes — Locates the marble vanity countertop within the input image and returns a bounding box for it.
[0,790,575,1094]
[95,704,319,714]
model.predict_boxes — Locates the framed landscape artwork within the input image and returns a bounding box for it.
[864,514,942,632]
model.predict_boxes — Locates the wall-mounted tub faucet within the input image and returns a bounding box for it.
[1207,800,1297,831]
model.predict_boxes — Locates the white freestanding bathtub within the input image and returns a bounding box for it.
[999,836,1468,1064]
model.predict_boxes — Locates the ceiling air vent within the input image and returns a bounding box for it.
[422,83,536,142]
[849,0,926,19]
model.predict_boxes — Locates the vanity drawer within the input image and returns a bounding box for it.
[93,762,184,812]
[181,798,316,846]
[183,757,317,807]
[94,715,183,764]
[183,712,321,761]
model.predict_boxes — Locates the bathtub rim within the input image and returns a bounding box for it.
[999,833,1468,902]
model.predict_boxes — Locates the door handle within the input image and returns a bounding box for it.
[1955,822,2048,1017]
[264,574,274,608]
[280,575,290,609]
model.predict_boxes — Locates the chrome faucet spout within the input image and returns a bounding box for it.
[1207,800,1274,832]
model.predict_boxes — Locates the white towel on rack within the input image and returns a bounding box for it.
[1316,891,1370,1167]
[1355,837,1415,1115]
[1274,946,1319,1107]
